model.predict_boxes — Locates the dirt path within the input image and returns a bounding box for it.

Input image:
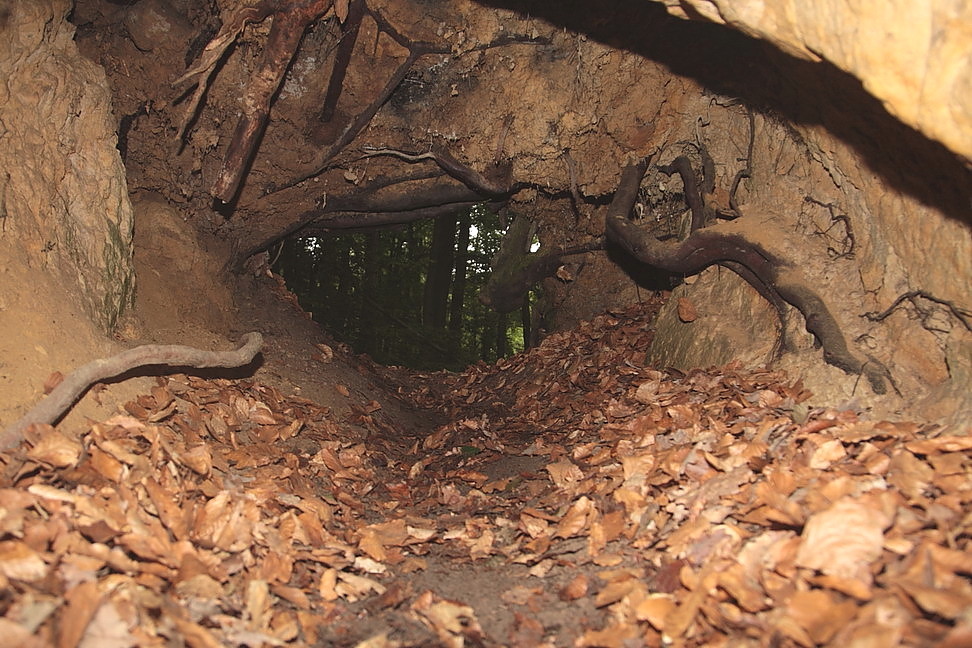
[0,280,968,647]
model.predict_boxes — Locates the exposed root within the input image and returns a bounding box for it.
[605,159,887,394]
[1,334,264,449]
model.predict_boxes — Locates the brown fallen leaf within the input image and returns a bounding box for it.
[634,593,676,631]
[795,496,891,588]
[43,371,64,394]
[785,589,858,644]
[575,621,640,648]
[59,580,102,648]
[553,496,594,539]
[0,540,48,582]
[78,599,133,648]
[26,429,82,468]
[677,297,698,322]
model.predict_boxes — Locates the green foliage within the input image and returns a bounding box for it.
[272,204,527,370]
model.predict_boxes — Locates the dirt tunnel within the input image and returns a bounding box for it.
[0,0,970,645]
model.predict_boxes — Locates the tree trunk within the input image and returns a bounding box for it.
[422,214,457,329]
[449,211,472,333]
[521,295,532,350]
[359,232,380,356]
[496,310,508,358]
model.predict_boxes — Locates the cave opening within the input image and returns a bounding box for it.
[270,204,532,370]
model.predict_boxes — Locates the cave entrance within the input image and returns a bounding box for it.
[271,204,534,370]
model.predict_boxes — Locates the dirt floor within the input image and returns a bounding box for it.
[0,261,970,647]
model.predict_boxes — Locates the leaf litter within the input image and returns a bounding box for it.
[1,299,970,647]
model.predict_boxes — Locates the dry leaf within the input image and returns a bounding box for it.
[78,600,133,648]
[634,594,676,630]
[0,541,47,582]
[556,265,574,281]
[677,297,697,322]
[795,497,890,587]
[553,496,594,539]
[546,459,584,489]
[59,580,102,648]
[576,622,639,648]
[27,430,82,468]
[784,589,858,644]
[334,0,349,23]
[560,573,588,600]
[246,579,272,633]
[43,371,64,394]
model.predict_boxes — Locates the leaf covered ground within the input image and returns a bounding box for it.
[1,300,970,647]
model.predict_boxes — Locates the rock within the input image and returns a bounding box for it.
[649,267,778,371]
[123,0,193,53]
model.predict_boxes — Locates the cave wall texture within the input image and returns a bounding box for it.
[0,0,135,332]
[2,0,969,424]
[654,0,972,165]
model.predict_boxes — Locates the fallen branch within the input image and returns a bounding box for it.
[1,333,264,449]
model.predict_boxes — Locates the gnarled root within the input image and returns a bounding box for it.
[605,160,887,394]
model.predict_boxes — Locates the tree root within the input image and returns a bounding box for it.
[605,159,887,394]
[0,333,264,450]
[864,290,972,332]
[211,0,334,203]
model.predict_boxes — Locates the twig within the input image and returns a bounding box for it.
[1,333,264,449]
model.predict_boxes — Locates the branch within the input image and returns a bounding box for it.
[172,2,276,140]
[1,334,264,449]
[312,201,486,231]
[327,179,489,212]
[232,169,447,267]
